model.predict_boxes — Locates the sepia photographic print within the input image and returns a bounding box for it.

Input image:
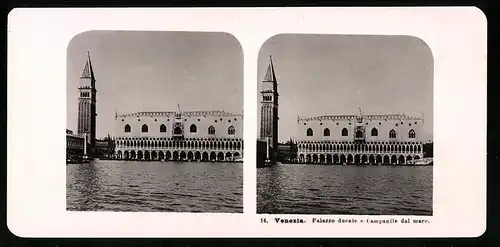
[8,7,486,238]
[257,34,434,215]
[66,31,244,213]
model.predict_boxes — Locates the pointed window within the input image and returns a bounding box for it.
[190,124,197,133]
[124,124,131,133]
[323,128,330,136]
[342,128,348,136]
[306,128,313,136]
[228,126,235,135]
[389,129,396,139]
[142,124,148,133]
[371,128,378,136]
[208,126,216,135]
[356,130,363,138]
[160,124,166,133]
[409,129,416,138]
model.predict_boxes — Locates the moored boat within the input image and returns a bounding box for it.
[81,156,93,163]
[413,157,433,166]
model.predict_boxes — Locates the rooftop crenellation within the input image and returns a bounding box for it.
[117,110,243,118]
[298,113,423,122]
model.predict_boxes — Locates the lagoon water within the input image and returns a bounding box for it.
[67,160,243,213]
[257,164,432,215]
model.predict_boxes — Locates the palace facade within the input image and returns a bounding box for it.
[296,112,424,165]
[113,110,243,162]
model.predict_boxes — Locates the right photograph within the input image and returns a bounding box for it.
[256,34,434,215]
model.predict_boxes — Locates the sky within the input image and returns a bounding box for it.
[257,34,434,142]
[67,31,243,138]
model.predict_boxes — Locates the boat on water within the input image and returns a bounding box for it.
[412,157,433,166]
[66,156,93,164]
[80,156,93,163]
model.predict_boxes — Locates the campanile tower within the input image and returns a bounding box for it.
[77,52,97,154]
[259,55,279,161]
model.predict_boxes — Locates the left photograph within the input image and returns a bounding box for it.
[66,31,244,213]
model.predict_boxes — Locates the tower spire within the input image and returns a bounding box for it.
[80,50,95,82]
[77,51,97,158]
[264,54,276,82]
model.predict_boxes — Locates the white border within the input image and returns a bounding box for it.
[7,7,487,237]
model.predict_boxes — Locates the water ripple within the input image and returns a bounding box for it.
[67,161,243,213]
[257,164,432,215]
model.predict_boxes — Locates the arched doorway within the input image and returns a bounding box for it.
[347,154,353,164]
[202,152,209,161]
[180,151,187,161]
[195,151,201,161]
[333,154,339,164]
[172,151,179,161]
[225,152,232,161]
[340,154,347,164]
[209,152,216,161]
[299,154,305,163]
[383,155,389,164]
[151,151,157,161]
[158,151,164,161]
[187,151,194,161]
[319,154,325,164]
[354,154,360,164]
[166,151,172,161]
[369,155,375,164]
[398,155,405,165]
[326,154,332,164]
[361,154,368,164]
[217,152,224,161]
[312,154,318,163]
[306,154,312,163]
[376,155,382,164]
[391,155,397,165]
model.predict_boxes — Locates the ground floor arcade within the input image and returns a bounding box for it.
[115,149,242,162]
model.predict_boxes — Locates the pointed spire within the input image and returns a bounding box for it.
[80,50,95,81]
[263,54,276,82]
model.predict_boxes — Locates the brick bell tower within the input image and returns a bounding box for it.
[259,55,279,162]
[77,52,97,156]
